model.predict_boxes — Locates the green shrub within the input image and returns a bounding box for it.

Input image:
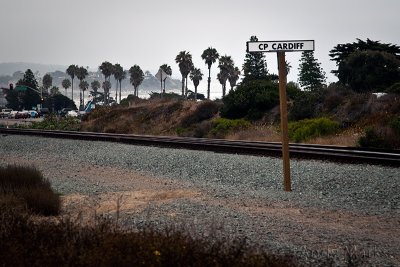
[358,119,400,149]
[149,92,182,100]
[210,118,251,138]
[357,128,390,149]
[289,91,322,121]
[220,80,280,120]
[0,165,60,216]
[175,127,187,136]
[390,116,400,134]
[30,115,80,131]
[120,94,140,106]
[288,117,339,143]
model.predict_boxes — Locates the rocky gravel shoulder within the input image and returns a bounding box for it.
[1,134,399,266]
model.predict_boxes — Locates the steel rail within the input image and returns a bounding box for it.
[1,128,399,166]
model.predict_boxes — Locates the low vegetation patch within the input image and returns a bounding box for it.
[0,165,60,216]
[29,114,81,131]
[288,117,339,143]
[210,118,251,138]
[0,205,301,266]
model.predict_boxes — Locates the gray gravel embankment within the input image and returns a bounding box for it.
[1,134,399,266]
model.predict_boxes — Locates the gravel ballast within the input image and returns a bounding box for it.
[1,134,399,266]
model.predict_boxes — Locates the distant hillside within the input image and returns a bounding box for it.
[0,62,67,76]
[0,62,182,93]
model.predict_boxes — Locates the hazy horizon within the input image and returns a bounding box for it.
[1,0,399,97]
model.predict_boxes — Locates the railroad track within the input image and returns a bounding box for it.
[1,127,399,166]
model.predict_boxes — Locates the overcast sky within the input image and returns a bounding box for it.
[1,0,399,95]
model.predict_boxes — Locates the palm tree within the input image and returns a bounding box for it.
[175,51,193,97]
[118,71,126,103]
[91,80,100,104]
[99,61,114,82]
[66,64,78,102]
[189,68,203,101]
[75,66,88,108]
[42,73,53,95]
[201,47,219,99]
[228,66,241,91]
[113,64,124,103]
[76,66,88,82]
[79,80,89,108]
[160,64,172,94]
[129,65,144,97]
[218,55,234,97]
[102,81,111,105]
[61,78,71,96]
[217,72,228,97]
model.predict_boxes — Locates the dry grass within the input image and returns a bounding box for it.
[225,125,283,142]
[0,195,300,267]
[226,124,364,147]
[0,165,60,216]
[305,133,359,146]
[81,99,203,135]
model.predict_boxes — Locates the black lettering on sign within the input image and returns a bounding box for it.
[258,43,269,50]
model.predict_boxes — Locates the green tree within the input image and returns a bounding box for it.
[10,69,41,110]
[61,78,71,96]
[129,65,144,97]
[160,64,172,94]
[102,81,111,105]
[50,86,60,96]
[218,55,234,97]
[298,51,326,91]
[228,66,241,92]
[329,38,400,92]
[42,73,53,94]
[221,80,279,120]
[175,51,193,97]
[79,80,89,108]
[99,61,114,82]
[16,69,39,90]
[113,64,125,104]
[42,94,77,112]
[76,66,88,82]
[90,80,100,104]
[66,65,78,102]
[189,67,203,100]
[75,66,88,108]
[242,36,268,84]
[201,47,219,99]
[338,51,400,92]
[6,88,40,110]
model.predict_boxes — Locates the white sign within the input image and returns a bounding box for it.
[247,40,314,53]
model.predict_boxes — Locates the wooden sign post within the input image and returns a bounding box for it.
[246,40,315,191]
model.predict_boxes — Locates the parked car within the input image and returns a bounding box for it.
[0,109,13,118]
[15,111,30,119]
[39,108,50,117]
[28,110,39,118]
[8,111,19,119]
[66,110,79,117]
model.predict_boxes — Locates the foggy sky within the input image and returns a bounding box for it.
[1,0,399,95]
